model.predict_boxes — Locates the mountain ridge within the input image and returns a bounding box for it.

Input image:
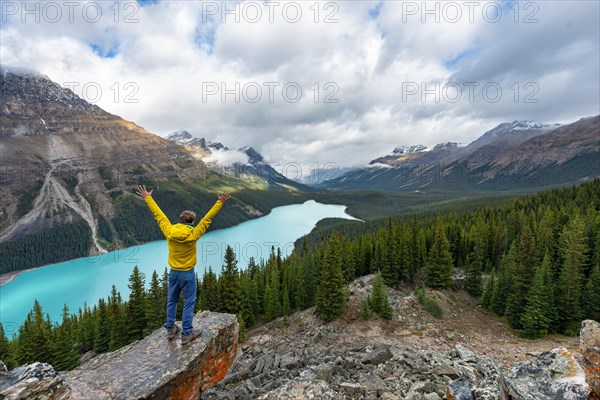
[321,116,599,191]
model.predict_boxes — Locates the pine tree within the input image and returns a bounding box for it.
[490,243,517,316]
[520,257,553,338]
[409,215,423,282]
[370,273,393,320]
[219,246,243,315]
[382,218,400,285]
[201,267,219,311]
[16,300,52,364]
[127,266,147,340]
[480,271,495,308]
[51,305,79,371]
[93,299,110,353]
[557,215,587,334]
[0,322,16,370]
[466,217,485,297]
[239,271,256,327]
[341,237,356,283]
[425,220,454,289]
[108,286,127,351]
[584,262,600,321]
[266,259,282,319]
[282,281,291,316]
[316,232,346,321]
[145,271,164,333]
[294,258,307,310]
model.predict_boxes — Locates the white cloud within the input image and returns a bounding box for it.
[1,0,598,170]
[203,148,250,166]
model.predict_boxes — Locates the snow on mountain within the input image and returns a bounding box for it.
[466,120,561,151]
[390,144,428,156]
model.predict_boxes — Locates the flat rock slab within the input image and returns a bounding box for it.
[63,311,239,400]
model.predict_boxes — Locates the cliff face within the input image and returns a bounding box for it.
[0,67,208,245]
[0,311,239,400]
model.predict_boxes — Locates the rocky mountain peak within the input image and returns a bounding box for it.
[390,144,428,156]
[240,146,265,164]
[167,130,193,141]
[466,119,562,152]
[432,141,459,151]
[208,142,228,151]
[0,66,103,128]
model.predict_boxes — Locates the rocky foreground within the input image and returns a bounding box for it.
[0,275,598,400]
[203,275,599,400]
[0,312,239,400]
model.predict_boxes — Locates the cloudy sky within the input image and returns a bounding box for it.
[1,0,599,177]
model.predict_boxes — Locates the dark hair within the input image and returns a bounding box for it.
[179,210,196,224]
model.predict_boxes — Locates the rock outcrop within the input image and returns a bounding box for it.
[0,312,238,400]
[499,347,592,400]
[64,311,239,400]
[581,319,600,396]
[0,362,71,400]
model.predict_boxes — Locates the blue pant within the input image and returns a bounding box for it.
[164,269,196,335]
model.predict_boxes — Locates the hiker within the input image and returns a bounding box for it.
[136,185,230,344]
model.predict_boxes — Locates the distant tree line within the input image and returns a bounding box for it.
[1,179,599,371]
[0,221,92,274]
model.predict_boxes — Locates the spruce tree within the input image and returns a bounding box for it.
[520,260,552,338]
[370,273,393,320]
[584,262,600,321]
[108,287,127,351]
[51,305,79,371]
[0,322,15,370]
[557,215,587,334]
[145,271,163,333]
[466,218,485,297]
[219,246,243,315]
[382,218,400,285]
[490,243,517,316]
[266,261,282,319]
[239,271,256,327]
[201,267,219,311]
[94,299,110,354]
[127,266,147,341]
[425,220,454,289]
[282,281,291,316]
[480,271,495,308]
[316,232,346,321]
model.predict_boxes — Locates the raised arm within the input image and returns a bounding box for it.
[191,192,230,240]
[137,185,172,237]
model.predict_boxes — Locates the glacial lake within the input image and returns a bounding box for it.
[0,200,357,335]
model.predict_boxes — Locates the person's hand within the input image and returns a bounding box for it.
[136,185,153,199]
[218,191,231,203]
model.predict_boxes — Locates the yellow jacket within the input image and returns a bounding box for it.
[144,196,223,271]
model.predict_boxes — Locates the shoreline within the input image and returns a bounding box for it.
[0,269,26,286]
[0,199,352,287]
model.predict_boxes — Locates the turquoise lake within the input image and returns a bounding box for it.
[0,200,357,336]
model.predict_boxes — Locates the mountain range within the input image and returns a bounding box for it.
[0,67,308,272]
[165,130,311,192]
[1,65,598,272]
[321,117,599,191]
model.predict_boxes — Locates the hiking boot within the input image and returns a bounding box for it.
[165,324,180,340]
[181,329,201,345]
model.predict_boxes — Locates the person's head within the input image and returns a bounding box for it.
[179,210,196,224]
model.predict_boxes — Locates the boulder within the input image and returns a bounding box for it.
[446,379,474,400]
[361,346,393,365]
[0,362,71,400]
[64,311,239,400]
[339,382,367,397]
[580,319,600,396]
[499,347,592,400]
